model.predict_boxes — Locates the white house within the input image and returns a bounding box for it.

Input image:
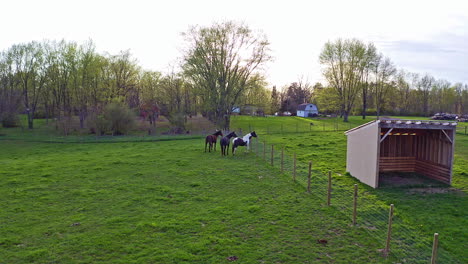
[297,103,318,117]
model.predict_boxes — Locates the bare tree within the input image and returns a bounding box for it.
[416,73,435,116]
[373,55,396,118]
[182,21,271,129]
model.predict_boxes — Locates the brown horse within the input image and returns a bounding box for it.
[205,130,223,152]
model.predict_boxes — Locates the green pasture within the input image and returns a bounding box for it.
[0,115,467,263]
[1,139,394,263]
[231,115,468,263]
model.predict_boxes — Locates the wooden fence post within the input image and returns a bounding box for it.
[431,233,439,264]
[353,184,358,225]
[293,153,297,181]
[327,171,332,206]
[307,161,312,193]
[385,204,394,255]
[255,139,260,156]
[281,148,284,173]
[271,145,274,166]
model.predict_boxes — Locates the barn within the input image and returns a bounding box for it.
[345,119,457,188]
[297,103,318,117]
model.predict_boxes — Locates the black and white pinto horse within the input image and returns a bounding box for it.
[220,131,237,156]
[232,131,257,155]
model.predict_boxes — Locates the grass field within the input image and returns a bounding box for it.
[231,115,468,263]
[1,138,396,263]
[1,115,467,263]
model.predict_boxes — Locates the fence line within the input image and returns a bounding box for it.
[250,139,457,263]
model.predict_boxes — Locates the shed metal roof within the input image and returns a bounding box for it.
[345,119,457,136]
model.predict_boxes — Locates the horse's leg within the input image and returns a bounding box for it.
[226,144,229,156]
[221,145,224,156]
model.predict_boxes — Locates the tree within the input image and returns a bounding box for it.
[157,72,188,132]
[0,50,22,127]
[182,21,271,129]
[319,39,369,122]
[360,43,377,119]
[11,42,45,129]
[372,55,396,118]
[314,86,341,114]
[238,73,270,115]
[394,70,412,115]
[416,74,435,116]
[280,81,312,114]
[270,85,280,115]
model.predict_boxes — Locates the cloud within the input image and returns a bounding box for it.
[374,32,468,84]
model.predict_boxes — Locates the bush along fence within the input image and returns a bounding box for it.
[250,139,458,264]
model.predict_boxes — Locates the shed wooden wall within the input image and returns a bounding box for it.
[379,129,453,184]
[346,121,380,188]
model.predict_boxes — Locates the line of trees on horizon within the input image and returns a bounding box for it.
[1,22,468,135]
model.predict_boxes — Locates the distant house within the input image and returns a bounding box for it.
[297,103,318,117]
[231,106,241,115]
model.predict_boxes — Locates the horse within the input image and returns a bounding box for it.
[232,131,257,155]
[220,131,238,156]
[205,130,223,152]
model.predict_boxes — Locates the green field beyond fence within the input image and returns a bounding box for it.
[230,115,467,264]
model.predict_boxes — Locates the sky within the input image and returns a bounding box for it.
[1,0,467,87]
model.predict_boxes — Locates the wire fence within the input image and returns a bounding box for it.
[234,120,468,137]
[250,139,459,264]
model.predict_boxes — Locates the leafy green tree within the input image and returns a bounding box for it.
[10,41,45,129]
[319,39,370,122]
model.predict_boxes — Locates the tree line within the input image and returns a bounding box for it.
[315,39,468,121]
[0,22,272,132]
[1,23,467,133]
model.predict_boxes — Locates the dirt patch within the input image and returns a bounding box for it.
[379,172,447,188]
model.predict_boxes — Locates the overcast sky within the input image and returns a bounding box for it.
[1,0,467,87]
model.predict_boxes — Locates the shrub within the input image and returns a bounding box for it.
[87,113,110,135]
[166,112,186,133]
[1,112,20,127]
[103,103,136,135]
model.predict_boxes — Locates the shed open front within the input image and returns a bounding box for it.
[378,125,455,186]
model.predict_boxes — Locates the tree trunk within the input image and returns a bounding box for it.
[27,111,34,129]
[224,114,231,131]
[343,111,349,122]
[362,94,367,119]
[79,111,85,129]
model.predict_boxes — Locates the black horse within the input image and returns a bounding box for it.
[232,131,257,155]
[205,130,223,152]
[220,131,237,156]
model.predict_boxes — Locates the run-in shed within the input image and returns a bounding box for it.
[345,119,457,188]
